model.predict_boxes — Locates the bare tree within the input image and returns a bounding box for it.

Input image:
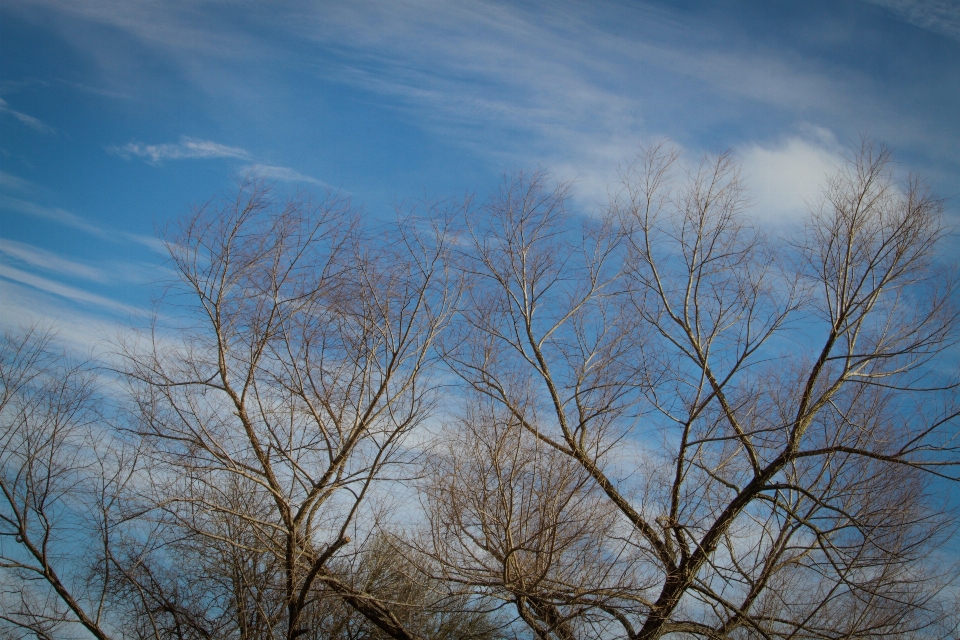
[618,141,958,638]
[2,145,956,640]
[118,180,460,640]
[427,145,959,638]
[0,325,143,639]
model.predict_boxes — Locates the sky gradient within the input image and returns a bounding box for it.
[1,0,959,350]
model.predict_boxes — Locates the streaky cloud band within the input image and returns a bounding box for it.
[108,136,251,164]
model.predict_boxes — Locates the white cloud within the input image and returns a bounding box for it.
[55,79,134,100]
[109,136,251,164]
[0,171,35,192]
[0,97,54,133]
[0,238,105,282]
[9,0,958,204]
[0,265,140,315]
[290,1,874,198]
[0,281,130,356]
[122,232,168,255]
[862,0,960,40]
[9,0,954,185]
[739,129,844,224]
[1,195,108,237]
[240,164,332,188]
[0,195,166,253]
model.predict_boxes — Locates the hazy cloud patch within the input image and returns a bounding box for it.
[739,129,844,224]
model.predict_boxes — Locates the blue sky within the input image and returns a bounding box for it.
[1,0,959,349]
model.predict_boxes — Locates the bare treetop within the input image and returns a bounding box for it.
[1,145,957,640]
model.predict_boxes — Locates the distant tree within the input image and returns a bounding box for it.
[424,143,960,639]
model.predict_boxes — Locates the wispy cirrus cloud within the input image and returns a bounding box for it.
[240,164,333,188]
[0,195,166,253]
[0,281,118,354]
[107,136,334,195]
[108,136,251,164]
[863,0,960,40]
[12,0,959,192]
[1,195,108,237]
[0,97,54,133]
[290,2,877,198]
[55,78,134,100]
[0,265,140,315]
[0,238,105,282]
[107,138,332,190]
[0,171,35,192]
